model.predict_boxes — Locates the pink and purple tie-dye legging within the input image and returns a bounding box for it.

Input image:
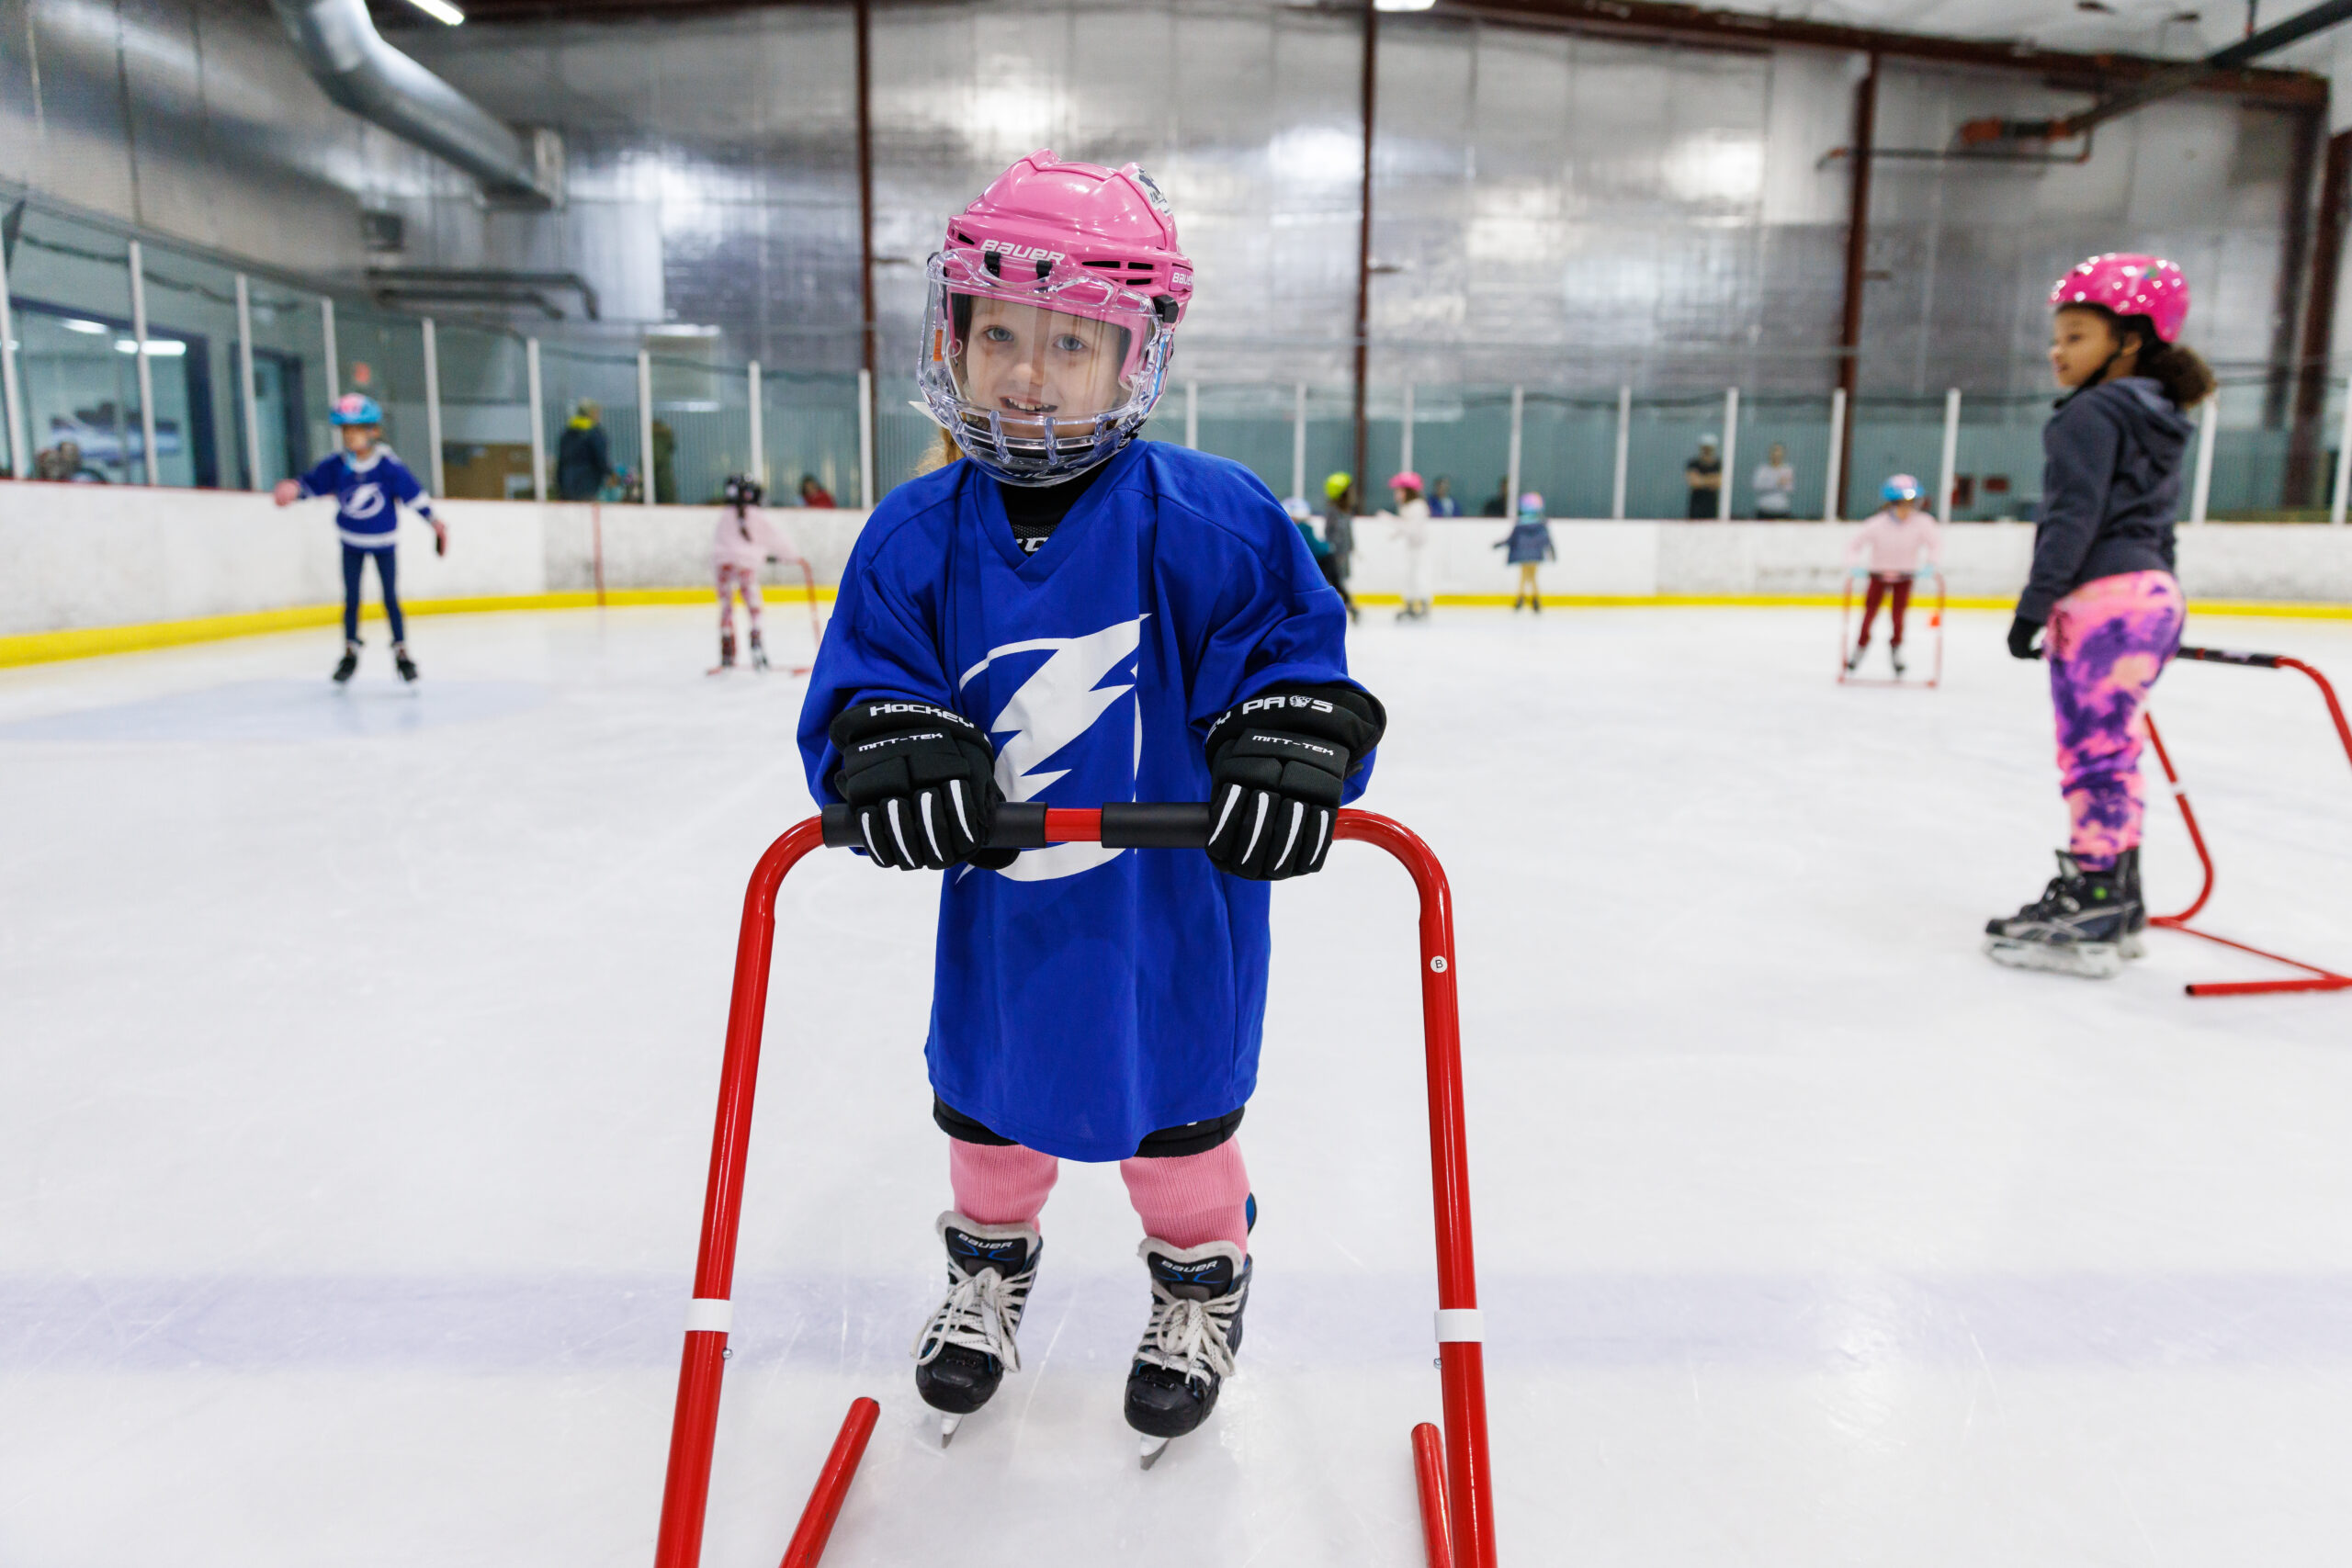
[2045,570,2186,872]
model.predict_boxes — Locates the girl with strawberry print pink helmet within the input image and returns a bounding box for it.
[802,150,1380,1466]
[1984,253,2215,979]
[918,150,1192,485]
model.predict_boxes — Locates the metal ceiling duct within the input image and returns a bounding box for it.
[269,0,561,206]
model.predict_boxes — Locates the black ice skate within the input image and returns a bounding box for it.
[2115,845,2147,957]
[1890,643,1906,678]
[910,1213,1040,1448]
[392,644,418,683]
[332,642,359,684]
[1844,639,1867,673]
[1983,850,2143,979]
[709,630,736,676]
[1125,1236,1250,1469]
[748,628,770,671]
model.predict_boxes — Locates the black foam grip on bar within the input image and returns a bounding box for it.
[818,801,1050,851]
[1101,802,1216,849]
[988,803,1050,848]
[2177,646,2281,669]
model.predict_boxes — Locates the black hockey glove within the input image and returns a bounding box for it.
[1203,683,1385,881]
[2007,615,2044,660]
[829,699,1006,870]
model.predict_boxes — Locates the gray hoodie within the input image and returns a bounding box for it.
[2020,376,2192,624]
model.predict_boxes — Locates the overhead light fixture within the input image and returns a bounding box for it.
[115,338,187,356]
[402,0,466,25]
[1374,0,1439,10]
[62,318,107,334]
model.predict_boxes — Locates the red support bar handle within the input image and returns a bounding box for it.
[1412,1422,1456,1568]
[778,1399,881,1568]
[2142,716,2217,925]
[2143,649,2352,998]
[650,807,1498,1568]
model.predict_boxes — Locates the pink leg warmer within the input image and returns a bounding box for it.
[947,1139,1058,1229]
[741,576,763,626]
[1120,1140,1252,1251]
[716,568,738,632]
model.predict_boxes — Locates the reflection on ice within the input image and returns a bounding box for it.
[0,677,548,742]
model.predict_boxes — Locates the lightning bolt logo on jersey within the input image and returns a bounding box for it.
[959,615,1145,883]
[799,440,1370,1162]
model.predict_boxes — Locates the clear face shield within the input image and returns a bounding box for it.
[918,249,1174,486]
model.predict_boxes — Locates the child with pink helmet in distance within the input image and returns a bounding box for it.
[707,474,802,672]
[796,151,1379,1465]
[1842,473,1941,678]
[1381,469,1432,621]
[1984,253,2214,979]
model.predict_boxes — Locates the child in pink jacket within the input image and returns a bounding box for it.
[711,475,803,672]
[1844,474,1941,677]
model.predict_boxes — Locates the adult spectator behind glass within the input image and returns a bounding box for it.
[1753,442,1796,520]
[1429,475,1460,516]
[556,400,613,502]
[1685,435,1723,520]
[1479,475,1510,517]
[798,473,836,508]
[33,438,103,482]
[651,419,677,504]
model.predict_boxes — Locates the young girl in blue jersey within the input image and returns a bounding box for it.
[273,393,446,683]
[797,151,1383,1464]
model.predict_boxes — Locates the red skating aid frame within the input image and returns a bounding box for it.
[2145,645,2352,998]
[1837,569,1944,689]
[650,804,1499,1568]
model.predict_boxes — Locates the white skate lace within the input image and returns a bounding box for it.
[1132,1285,1240,1383]
[910,1262,1031,1371]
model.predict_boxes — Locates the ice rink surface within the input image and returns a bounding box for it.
[6,600,2352,1566]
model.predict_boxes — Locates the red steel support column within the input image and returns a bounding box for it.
[854,0,877,469]
[1352,0,1379,497]
[1835,52,1879,520]
[2287,128,2352,502]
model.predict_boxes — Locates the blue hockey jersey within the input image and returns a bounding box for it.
[296,448,433,550]
[798,441,1371,1162]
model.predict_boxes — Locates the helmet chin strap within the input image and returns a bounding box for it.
[2055,332,2139,411]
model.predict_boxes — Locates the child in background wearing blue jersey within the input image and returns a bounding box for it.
[797,152,1384,1466]
[273,393,446,683]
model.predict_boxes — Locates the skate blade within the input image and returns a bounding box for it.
[938,1414,963,1450]
[1982,935,2124,980]
[2120,931,2148,961]
[1137,1434,1170,1470]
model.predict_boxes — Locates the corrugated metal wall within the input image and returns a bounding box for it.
[0,0,2315,395]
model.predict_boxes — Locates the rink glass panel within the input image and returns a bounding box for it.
[243,284,330,489]
[760,370,861,508]
[8,210,150,485]
[435,325,533,501]
[538,344,644,502]
[331,306,430,483]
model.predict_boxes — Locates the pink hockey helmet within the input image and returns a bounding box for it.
[2049,254,2190,344]
[1390,469,1424,492]
[921,150,1194,485]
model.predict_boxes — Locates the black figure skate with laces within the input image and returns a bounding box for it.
[910,1213,1040,1448]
